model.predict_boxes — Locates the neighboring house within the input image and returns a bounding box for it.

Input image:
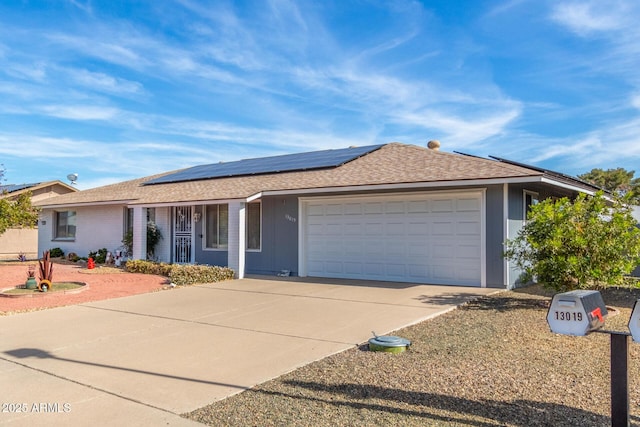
[34,143,602,289]
[0,181,77,259]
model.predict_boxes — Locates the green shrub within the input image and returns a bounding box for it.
[124,259,174,276]
[49,247,64,258]
[124,260,235,285]
[88,248,108,264]
[168,264,235,286]
[504,191,640,291]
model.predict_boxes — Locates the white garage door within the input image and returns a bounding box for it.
[302,192,484,286]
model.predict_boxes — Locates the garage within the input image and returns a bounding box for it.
[300,191,484,286]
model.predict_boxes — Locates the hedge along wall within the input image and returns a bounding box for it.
[124,260,235,286]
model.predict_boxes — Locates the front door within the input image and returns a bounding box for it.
[173,206,193,263]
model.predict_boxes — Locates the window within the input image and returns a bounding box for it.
[246,202,261,251]
[124,208,134,234]
[523,191,539,220]
[55,210,76,239]
[205,204,228,249]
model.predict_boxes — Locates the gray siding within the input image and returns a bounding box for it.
[485,185,505,288]
[245,196,299,276]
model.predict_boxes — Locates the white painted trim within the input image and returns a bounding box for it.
[238,203,246,279]
[503,183,509,288]
[266,177,546,198]
[480,188,487,288]
[540,177,597,195]
[38,200,134,209]
[297,198,306,277]
[298,188,483,203]
[246,192,262,203]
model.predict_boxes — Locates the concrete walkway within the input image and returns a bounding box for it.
[0,276,497,426]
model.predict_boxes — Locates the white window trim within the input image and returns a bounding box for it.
[53,210,77,241]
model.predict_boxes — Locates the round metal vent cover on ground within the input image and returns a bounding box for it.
[368,334,411,353]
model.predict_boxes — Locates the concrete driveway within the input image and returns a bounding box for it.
[0,276,497,426]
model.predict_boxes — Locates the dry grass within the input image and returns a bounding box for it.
[184,285,640,426]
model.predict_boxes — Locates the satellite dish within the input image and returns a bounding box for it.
[67,173,78,185]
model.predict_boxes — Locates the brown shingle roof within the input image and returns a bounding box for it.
[35,143,543,207]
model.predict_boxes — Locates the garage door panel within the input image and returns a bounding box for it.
[326,223,342,235]
[433,222,454,235]
[304,193,482,286]
[344,262,363,275]
[457,197,481,211]
[364,263,384,276]
[457,221,481,235]
[326,204,343,215]
[385,201,406,214]
[365,223,384,235]
[345,203,362,215]
[364,203,383,214]
[325,261,343,274]
[386,222,405,235]
[432,199,454,212]
[408,200,429,213]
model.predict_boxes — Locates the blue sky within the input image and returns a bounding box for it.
[1,0,639,190]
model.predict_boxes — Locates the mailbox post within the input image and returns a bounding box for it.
[547,290,630,427]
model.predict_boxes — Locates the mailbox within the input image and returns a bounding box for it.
[628,300,640,343]
[547,290,607,336]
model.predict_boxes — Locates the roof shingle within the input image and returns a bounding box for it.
[34,143,548,207]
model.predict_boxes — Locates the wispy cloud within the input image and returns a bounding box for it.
[38,105,120,121]
[66,69,143,95]
[550,1,632,35]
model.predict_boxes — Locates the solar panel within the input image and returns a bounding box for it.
[145,144,385,185]
[0,183,39,193]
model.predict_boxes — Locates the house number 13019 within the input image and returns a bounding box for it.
[554,311,583,322]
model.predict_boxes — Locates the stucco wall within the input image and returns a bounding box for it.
[0,228,38,260]
[38,205,127,258]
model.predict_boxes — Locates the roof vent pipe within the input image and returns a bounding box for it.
[427,140,441,151]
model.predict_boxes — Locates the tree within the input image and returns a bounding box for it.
[504,191,640,292]
[578,167,640,202]
[0,191,40,235]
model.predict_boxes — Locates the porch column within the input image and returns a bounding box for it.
[132,206,147,260]
[228,201,246,279]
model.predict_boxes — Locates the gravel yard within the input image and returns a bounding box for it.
[184,285,640,426]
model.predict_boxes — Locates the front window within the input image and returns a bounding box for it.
[246,202,261,251]
[55,210,76,239]
[205,204,228,249]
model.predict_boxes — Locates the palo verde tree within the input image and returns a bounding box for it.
[504,191,640,292]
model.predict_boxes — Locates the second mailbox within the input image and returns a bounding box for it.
[547,290,608,336]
